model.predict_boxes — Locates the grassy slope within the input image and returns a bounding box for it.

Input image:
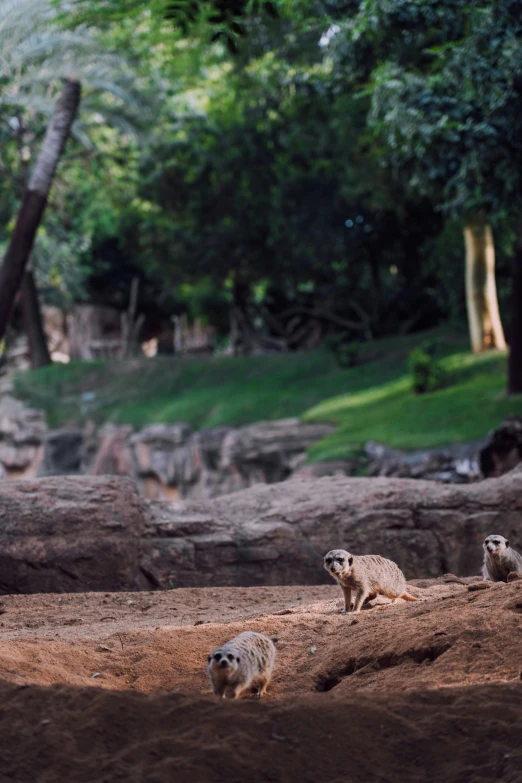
[14,329,522,461]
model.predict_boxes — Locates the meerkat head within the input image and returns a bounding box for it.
[207,648,241,676]
[324,549,353,578]
[484,535,509,557]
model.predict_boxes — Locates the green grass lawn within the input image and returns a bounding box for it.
[13,328,522,461]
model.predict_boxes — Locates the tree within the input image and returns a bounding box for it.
[0,0,152,355]
[329,0,522,353]
[0,78,81,342]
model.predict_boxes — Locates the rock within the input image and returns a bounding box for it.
[479,416,522,477]
[288,459,356,479]
[0,396,47,478]
[91,425,134,477]
[365,440,484,483]
[140,469,522,589]
[130,423,198,499]
[128,418,335,500]
[0,476,148,593]
[37,429,85,476]
[2,470,522,592]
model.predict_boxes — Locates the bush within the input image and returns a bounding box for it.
[325,333,360,368]
[408,341,445,394]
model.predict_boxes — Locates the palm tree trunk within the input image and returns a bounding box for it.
[21,266,51,368]
[0,79,81,342]
[508,225,522,394]
[463,215,506,353]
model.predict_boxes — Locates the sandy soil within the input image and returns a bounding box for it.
[1,575,522,782]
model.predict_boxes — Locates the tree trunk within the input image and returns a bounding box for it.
[463,216,506,353]
[508,225,522,394]
[21,267,51,369]
[0,79,81,342]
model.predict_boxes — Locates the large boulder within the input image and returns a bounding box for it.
[479,415,522,477]
[142,467,522,588]
[2,469,522,593]
[0,476,147,593]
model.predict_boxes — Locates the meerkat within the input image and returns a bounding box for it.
[207,631,277,700]
[324,548,417,614]
[482,535,522,582]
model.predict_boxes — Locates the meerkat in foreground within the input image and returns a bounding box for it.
[482,535,522,582]
[324,549,417,614]
[207,631,277,700]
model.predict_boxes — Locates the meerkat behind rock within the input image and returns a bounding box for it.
[482,535,522,582]
[324,549,417,614]
[207,631,277,700]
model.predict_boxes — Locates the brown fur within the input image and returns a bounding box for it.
[482,535,522,582]
[207,631,277,699]
[324,549,417,614]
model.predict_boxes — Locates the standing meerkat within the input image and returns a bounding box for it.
[482,535,522,582]
[207,631,277,700]
[324,548,417,614]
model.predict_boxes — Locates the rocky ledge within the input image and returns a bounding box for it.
[1,468,521,593]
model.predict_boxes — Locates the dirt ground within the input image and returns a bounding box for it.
[1,575,522,782]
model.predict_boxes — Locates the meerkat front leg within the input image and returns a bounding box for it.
[224,684,241,700]
[353,589,369,614]
[341,585,352,614]
[255,676,269,698]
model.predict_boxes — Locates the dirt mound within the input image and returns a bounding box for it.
[0,576,521,697]
[1,576,522,781]
[1,682,522,782]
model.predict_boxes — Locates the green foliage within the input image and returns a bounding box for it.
[407,341,445,394]
[0,0,159,307]
[325,333,360,368]
[339,0,522,221]
[2,0,518,358]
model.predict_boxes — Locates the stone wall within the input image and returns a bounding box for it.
[0,470,521,593]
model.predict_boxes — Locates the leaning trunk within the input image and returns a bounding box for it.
[463,216,506,353]
[507,224,522,394]
[21,267,51,369]
[0,79,81,342]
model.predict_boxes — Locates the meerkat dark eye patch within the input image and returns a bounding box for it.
[214,653,222,661]
[227,654,234,661]
[493,540,501,545]
[336,557,344,563]
[325,557,332,564]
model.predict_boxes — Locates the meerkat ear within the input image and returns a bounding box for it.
[348,556,353,566]
[506,540,509,547]
[236,656,240,663]
[207,655,211,663]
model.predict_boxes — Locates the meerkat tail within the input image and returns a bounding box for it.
[401,592,417,602]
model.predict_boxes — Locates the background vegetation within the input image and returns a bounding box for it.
[2,0,522,456]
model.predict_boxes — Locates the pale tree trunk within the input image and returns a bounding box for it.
[463,216,506,353]
[507,223,522,394]
[21,265,51,368]
[0,79,81,342]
